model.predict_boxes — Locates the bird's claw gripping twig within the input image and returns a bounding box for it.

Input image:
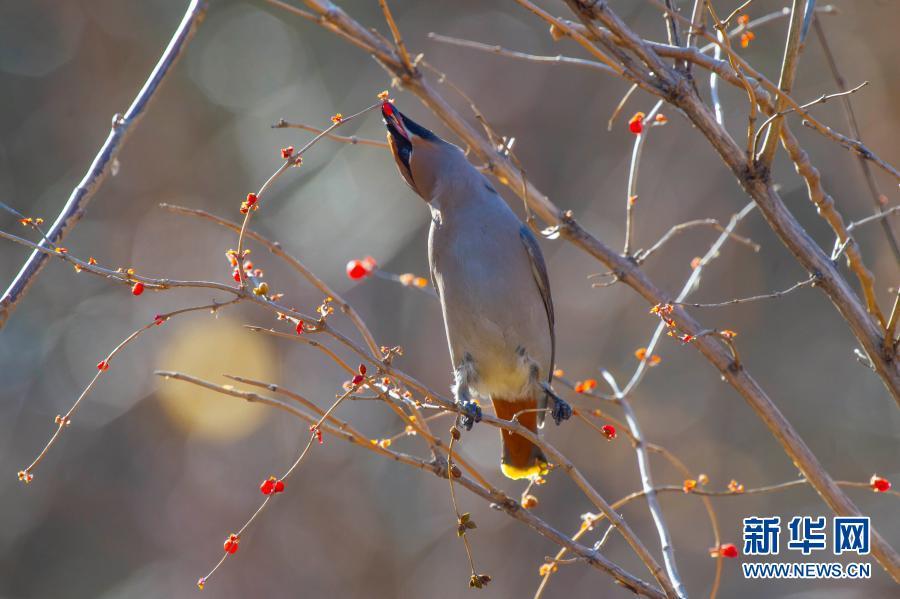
[457,400,482,431]
[550,397,572,426]
[542,382,572,426]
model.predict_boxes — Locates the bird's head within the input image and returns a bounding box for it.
[382,102,458,202]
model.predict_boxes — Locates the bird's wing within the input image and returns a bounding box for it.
[519,225,555,409]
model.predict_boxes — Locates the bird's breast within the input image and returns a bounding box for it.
[429,210,552,386]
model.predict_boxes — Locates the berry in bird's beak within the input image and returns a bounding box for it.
[382,101,410,143]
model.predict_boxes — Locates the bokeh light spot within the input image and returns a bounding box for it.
[156,317,276,441]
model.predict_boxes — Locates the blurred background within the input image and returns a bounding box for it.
[1,0,898,597]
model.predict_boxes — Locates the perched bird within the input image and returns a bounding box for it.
[382,102,570,480]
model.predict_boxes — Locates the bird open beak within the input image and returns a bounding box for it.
[382,101,410,144]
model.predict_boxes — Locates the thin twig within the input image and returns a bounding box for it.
[625,203,756,399]
[0,0,209,330]
[753,81,868,157]
[272,119,388,147]
[158,369,667,598]
[378,0,415,74]
[19,299,237,480]
[427,33,615,76]
[813,17,900,264]
[635,217,759,264]
[675,275,817,308]
[159,203,380,355]
[603,372,687,599]
[624,101,665,257]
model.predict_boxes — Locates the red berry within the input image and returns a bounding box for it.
[153,314,166,326]
[131,282,144,296]
[97,360,110,371]
[628,112,645,134]
[295,320,304,334]
[601,424,616,440]
[346,260,368,280]
[233,269,241,282]
[223,534,239,554]
[720,544,739,558]
[309,425,323,444]
[260,477,276,495]
[246,193,258,207]
[352,374,364,385]
[273,479,285,494]
[358,363,367,375]
[281,146,294,159]
[871,475,891,493]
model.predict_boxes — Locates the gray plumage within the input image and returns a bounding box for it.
[382,104,568,479]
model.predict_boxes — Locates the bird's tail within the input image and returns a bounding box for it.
[492,397,548,480]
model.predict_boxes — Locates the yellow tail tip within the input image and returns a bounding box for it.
[501,459,549,480]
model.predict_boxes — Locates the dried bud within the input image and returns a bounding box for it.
[574,379,597,394]
[521,494,539,509]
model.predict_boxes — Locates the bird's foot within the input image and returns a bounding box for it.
[457,400,483,431]
[541,382,572,425]
[551,397,572,425]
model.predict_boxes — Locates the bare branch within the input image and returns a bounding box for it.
[159,203,380,355]
[636,217,760,264]
[0,0,209,329]
[813,17,900,263]
[602,372,687,599]
[427,32,615,76]
[156,370,668,598]
[272,118,389,147]
[675,275,818,308]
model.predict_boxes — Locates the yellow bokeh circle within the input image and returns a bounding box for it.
[156,316,277,441]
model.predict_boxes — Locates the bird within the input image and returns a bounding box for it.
[381,102,571,480]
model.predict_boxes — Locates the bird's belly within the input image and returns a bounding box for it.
[438,272,550,398]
